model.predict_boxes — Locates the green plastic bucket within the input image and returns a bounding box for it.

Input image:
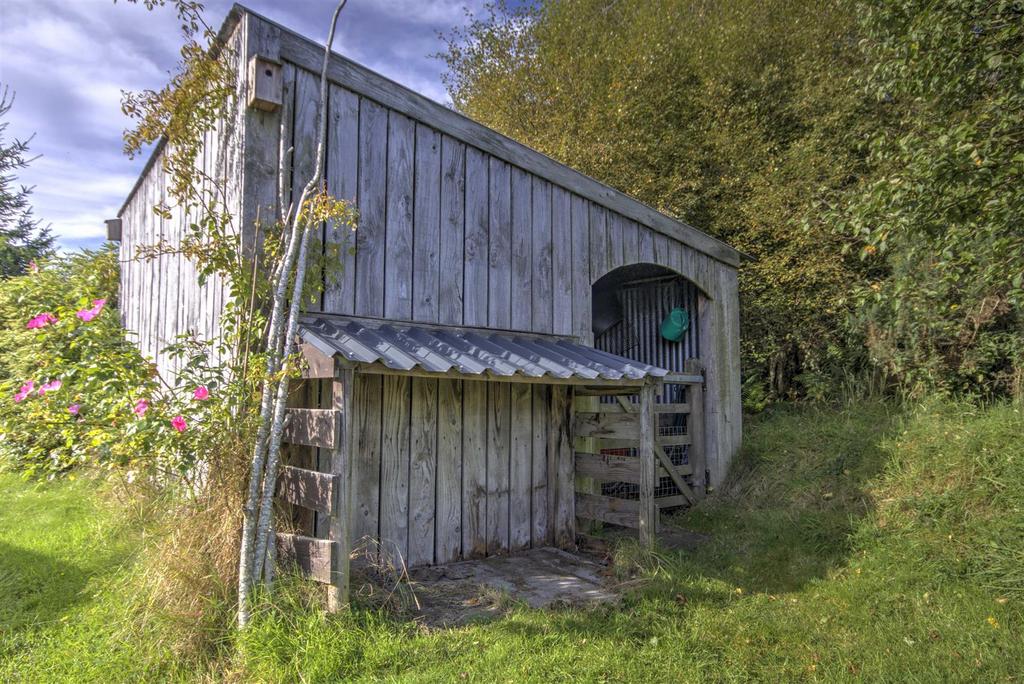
[660,307,690,342]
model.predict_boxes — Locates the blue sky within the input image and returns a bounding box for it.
[0,0,493,250]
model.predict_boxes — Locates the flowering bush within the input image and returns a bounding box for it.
[0,248,226,478]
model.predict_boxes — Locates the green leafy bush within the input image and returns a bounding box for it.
[439,0,875,400]
[828,0,1024,398]
[0,248,223,478]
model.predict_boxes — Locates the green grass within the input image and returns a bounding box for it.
[1,400,1021,682]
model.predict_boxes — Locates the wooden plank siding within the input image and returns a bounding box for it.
[234,58,728,339]
[344,375,573,568]
[117,15,250,379]
[269,68,723,341]
[117,8,744,583]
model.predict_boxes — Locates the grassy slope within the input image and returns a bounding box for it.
[1,401,1021,682]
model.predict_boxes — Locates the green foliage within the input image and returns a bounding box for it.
[3,401,1022,681]
[120,0,231,216]
[828,0,1024,398]
[0,88,54,277]
[441,0,1024,400]
[0,249,228,478]
[440,0,875,399]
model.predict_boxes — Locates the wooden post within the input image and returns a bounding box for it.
[549,385,575,548]
[638,379,657,547]
[684,359,707,498]
[327,367,354,611]
[574,393,600,536]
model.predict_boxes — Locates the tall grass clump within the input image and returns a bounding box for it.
[871,400,1024,598]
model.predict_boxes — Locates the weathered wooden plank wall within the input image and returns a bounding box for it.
[118,15,261,380]
[271,53,739,489]
[294,61,726,334]
[117,9,742,571]
[349,374,574,568]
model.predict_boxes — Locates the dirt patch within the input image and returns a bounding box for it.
[355,547,620,628]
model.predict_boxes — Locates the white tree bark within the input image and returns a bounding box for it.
[237,0,347,629]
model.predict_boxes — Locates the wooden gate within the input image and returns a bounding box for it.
[573,361,705,545]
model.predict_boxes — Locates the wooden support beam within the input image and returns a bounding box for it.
[577,434,691,451]
[299,342,335,378]
[574,493,640,529]
[638,380,657,546]
[283,408,336,449]
[685,359,707,498]
[661,373,705,385]
[654,445,697,505]
[275,532,334,584]
[655,434,693,447]
[592,401,691,414]
[277,464,336,515]
[327,369,355,611]
[338,360,650,389]
[573,412,639,439]
[574,452,673,483]
[549,386,575,548]
[654,494,689,509]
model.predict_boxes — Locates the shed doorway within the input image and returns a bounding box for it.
[591,263,701,368]
[577,265,707,528]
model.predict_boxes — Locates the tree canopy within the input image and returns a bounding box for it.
[0,89,54,277]
[440,0,1023,400]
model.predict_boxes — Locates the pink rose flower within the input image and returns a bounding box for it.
[38,380,62,396]
[26,312,57,329]
[28,261,39,274]
[76,298,107,322]
[134,399,149,416]
[192,385,209,401]
[68,403,81,415]
[13,380,34,403]
[171,415,187,432]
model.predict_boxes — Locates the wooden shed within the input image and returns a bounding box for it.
[114,5,743,598]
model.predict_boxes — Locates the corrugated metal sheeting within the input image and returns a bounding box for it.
[595,276,700,370]
[299,317,670,382]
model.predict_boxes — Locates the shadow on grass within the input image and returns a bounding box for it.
[340,403,903,636]
[654,401,901,596]
[0,541,91,633]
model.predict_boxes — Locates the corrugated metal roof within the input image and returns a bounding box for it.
[298,317,670,383]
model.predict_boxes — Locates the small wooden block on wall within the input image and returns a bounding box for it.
[277,464,336,515]
[248,55,283,112]
[275,532,335,584]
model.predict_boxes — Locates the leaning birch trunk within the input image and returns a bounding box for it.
[236,201,298,628]
[237,0,348,629]
[251,218,317,579]
[236,143,304,627]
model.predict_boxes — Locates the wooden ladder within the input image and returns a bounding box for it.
[273,358,354,612]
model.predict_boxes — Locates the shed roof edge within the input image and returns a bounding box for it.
[120,4,749,267]
[116,5,246,219]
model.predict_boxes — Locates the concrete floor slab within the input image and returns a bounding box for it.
[402,547,618,626]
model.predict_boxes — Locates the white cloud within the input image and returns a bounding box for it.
[0,0,479,250]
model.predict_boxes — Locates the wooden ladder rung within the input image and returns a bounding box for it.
[283,408,337,449]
